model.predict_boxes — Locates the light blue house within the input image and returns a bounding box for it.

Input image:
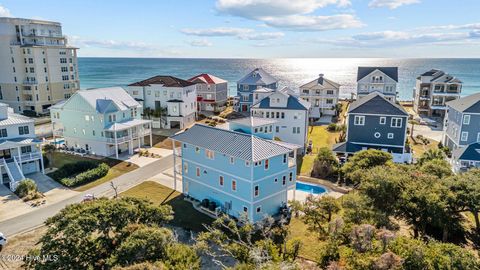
[237,68,278,112]
[170,124,299,222]
[443,93,480,172]
[333,92,411,163]
[50,87,152,158]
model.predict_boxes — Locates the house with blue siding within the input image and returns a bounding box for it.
[236,68,278,112]
[170,124,299,222]
[443,93,480,172]
[333,93,411,163]
[50,87,152,158]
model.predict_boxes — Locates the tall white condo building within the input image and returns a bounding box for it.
[0,17,79,114]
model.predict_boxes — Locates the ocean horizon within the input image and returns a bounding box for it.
[78,57,480,101]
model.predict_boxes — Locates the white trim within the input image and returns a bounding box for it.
[390,117,403,128]
[463,114,471,125]
[461,131,469,142]
[374,132,381,138]
[379,117,386,125]
[388,133,394,139]
[354,115,365,126]
[350,141,404,148]
[349,112,407,117]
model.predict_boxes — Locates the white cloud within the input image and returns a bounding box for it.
[0,4,12,17]
[368,0,420,9]
[181,27,284,40]
[263,14,363,31]
[187,39,213,47]
[216,0,350,19]
[215,0,361,32]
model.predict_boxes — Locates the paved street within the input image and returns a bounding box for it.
[0,154,174,237]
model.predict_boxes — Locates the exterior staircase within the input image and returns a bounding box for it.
[4,158,25,191]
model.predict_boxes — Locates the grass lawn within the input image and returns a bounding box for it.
[152,134,176,149]
[408,137,438,159]
[47,152,139,192]
[121,181,214,232]
[299,126,340,175]
[288,217,324,261]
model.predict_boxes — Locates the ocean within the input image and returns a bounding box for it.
[78,58,480,101]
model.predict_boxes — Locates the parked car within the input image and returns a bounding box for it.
[0,232,7,251]
[82,194,95,202]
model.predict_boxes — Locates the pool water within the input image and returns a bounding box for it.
[296,181,328,195]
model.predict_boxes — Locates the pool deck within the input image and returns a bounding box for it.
[288,176,350,202]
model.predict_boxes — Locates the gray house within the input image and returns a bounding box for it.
[333,93,411,163]
[443,93,480,172]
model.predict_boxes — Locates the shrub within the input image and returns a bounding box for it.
[15,178,37,198]
[60,163,110,187]
[49,160,98,180]
[327,123,338,132]
[42,154,50,169]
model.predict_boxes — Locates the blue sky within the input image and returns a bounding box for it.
[2,0,480,58]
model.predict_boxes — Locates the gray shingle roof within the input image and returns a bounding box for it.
[348,93,408,116]
[129,75,195,87]
[170,124,295,161]
[252,92,310,110]
[237,68,278,86]
[357,67,398,82]
[446,93,480,113]
[452,143,480,161]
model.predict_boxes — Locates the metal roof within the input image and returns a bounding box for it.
[348,93,408,116]
[230,117,278,127]
[188,73,227,84]
[446,93,480,113]
[104,119,152,131]
[0,112,34,126]
[357,67,398,82]
[170,124,296,161]
[237,68,278,86]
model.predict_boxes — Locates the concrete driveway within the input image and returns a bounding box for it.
[412,124,443,142]
[28,172,78,203]
[0,184,32,221]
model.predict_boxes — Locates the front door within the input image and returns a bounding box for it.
[155,101,161,110]
[0,149,11,159]
[242,105,248,112]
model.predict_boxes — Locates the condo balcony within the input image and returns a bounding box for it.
[23,80,38,85]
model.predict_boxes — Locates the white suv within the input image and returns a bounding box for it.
[0,232,6,251]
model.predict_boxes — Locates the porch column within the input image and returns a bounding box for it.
[114,126,119,159]
[39,148,45,174]
[172,139,177,191]
[149,122,153,147]
[293,186,296,201]
[17,146,22,169]
[128,128,133,155]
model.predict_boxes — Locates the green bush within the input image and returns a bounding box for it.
[49,161,98,180]
[327,123,338,131]
[14,178,38,198]
[60,163,110,187]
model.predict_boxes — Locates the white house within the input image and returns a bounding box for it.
[356,67,398,102]
[50,87,152,159]
[127,75,197,129]
[0,103,44,191]
[300,74,340,120]
[251,89,310,153]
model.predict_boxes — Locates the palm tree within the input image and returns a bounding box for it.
[409,119,420,140]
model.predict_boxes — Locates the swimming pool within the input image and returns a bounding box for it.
[296,181,328,195]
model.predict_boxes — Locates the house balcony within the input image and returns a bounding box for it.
[23,80,38,85]
[19,152,42,162]
[288,157,296,168]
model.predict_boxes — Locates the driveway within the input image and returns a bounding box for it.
[0,154,174,237]
[413,124,443,142]
[0,184,32,221]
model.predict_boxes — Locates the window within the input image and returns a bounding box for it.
[243,85,249,91]
[232,180,237,191]
[463,115,471,125]
[85,115,90,121]
[274,178,278,182]
[219,176,224,186]
[195,147,200,153]
[196,167,200,177]
[264,159,269,170]
[92,130,96,136]
[184,163,188,173]
[391,118,403,128]
[245,160,250,167]
[379,117,386,124]
[374,132,381,138]
[283,154,287,163]
[230,156,235,164]
[266,112,270,118]
[281,112,285,119]
[282,176,286,186]
[242,95,249,102]
[254,185,259,197]
[243,206,248,213]
[256,206,261,213]
[0,129,7,137]
[354,115,365,125]
[461,132,468,142]
[276,126,280,133]
[292,127,300,134]
[205,149,215,159]
[388,133,394,139]
[289,172,293,182]
[18,126,29,135]
[21,146,32,154]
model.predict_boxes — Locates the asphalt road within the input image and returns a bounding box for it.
[0,154,174,237]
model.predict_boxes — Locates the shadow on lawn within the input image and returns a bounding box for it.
[163,194,214,232]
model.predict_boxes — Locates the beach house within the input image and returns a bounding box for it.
[50,87,152,158]
[443,93,480,172]
[170,124,299,222]
[188,73,228,113]
[251,89,310,153]
[237,68,278,112]
[0,103,44,191]
[413,69,462,119]
[299,74,340,121]
[333,92,411,163]
[127,75,197,129]
[356,67,398,102]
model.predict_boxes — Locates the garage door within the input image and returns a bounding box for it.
[22,161,38,175]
